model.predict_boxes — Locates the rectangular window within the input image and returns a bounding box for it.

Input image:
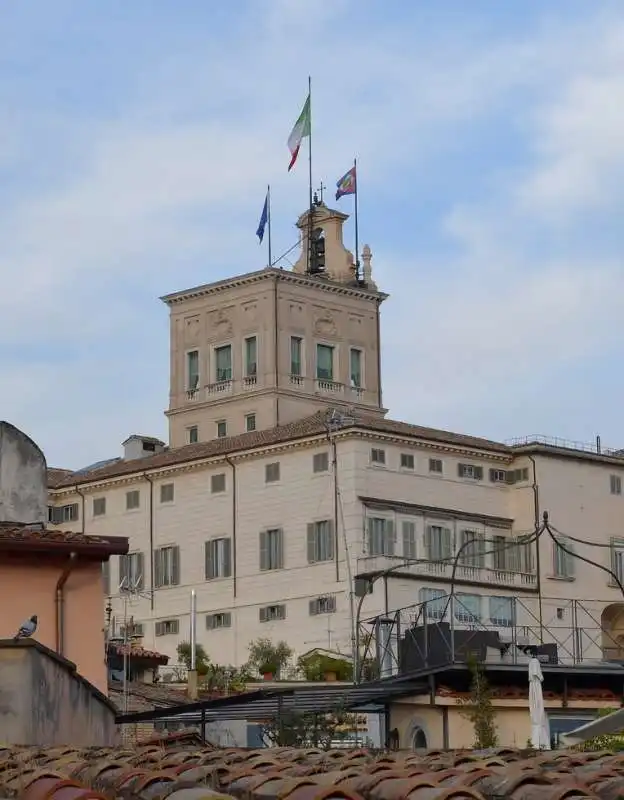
[244,336,257,377]
[216,420,227,438]
[313,452,329,473]
[402,520,417,560]
[371,448,386,465]
[458,463,484,480]
[307,520,335,563]
[211,473,226,493]
[215,344,232,382]
[366,517,395,556]
[290,336,303,376]
[309,596,337,615]
[205,538,232,579]
[429,458,443,474]
[492,535,534,573]
[187,426,198,444]
[206,612,232,630]
[419,588,447,620]
[154,546,181,588]
[126,490,140,510]
[155,619,180,636]
[611,475,622,495]
[260,528,284,571]
[60,503,79,522]
[458,529,486,567]
[507,468,530,484]
[120,622,144,638]
[119,552,145,592]
[259,604,286,622]
[160,483,174,503]
[316,343,334,381]
[265,462,280,482]
[349,348,362,387]
[489,596,514,627]
[552,535,575,579]
[245,414,256,432]
[489,469,507,483]
[93,497,106,517]
[400,453,415,470]
[454,593,481,623]
[187,350,199,391]
[424,525,452,561]
[611,540,624,584]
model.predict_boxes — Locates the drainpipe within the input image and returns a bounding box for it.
[528,454,543,643]
[56,552,78,655]
[144,473,155,610]
[224,455,238,598]
[74,485,86,533]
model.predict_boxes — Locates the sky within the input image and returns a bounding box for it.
[2,0,624,469]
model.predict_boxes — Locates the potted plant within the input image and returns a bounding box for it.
[298,650,353,682]
[248,638,293,680]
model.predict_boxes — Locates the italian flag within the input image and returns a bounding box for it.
[287,93,311,171]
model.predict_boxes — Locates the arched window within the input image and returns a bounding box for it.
[412,726,427,749]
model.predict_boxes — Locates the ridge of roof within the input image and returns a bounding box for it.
[48,412,511,489]
[0,522,128,556]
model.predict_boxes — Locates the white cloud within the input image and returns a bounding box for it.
[2,3,624,464]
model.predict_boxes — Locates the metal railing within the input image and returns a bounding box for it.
[507,434,624,457]
[358,595,624,680]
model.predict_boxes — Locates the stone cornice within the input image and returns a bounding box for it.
[160,267,387,306]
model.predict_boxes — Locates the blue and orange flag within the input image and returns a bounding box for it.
[335,165,357,201]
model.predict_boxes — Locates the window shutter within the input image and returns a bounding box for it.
[309,599,318,615]
[457,463,465,477]
[564,540,576,578]
[223,538,232,578]
[328,596,337,612]
[276,529,284,569]
[424,525,432,559]
[402,522,413,559]
[259,531,268,571]
[327,519,335,560]
[307,523,316,563]
[259,607,267,622]
[489,469,496,482]
[155,622,163,637]
[119,555,129,589]
[154,550,162,588]
[386,520,396,556]
[474,466,483,480]
[135,552,145,590]
[171,547,180,585]
[506,470,516,484]
[366,517,375,554]
[206,614,215,630]
[442,528,452,560]
[205,542,214,580]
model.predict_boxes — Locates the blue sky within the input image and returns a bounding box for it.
[2,0,624,468]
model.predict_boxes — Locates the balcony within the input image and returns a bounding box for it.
[242,375,257,390]
[316,379,344,394]
[206,380,232,396]
[356,553,537,589]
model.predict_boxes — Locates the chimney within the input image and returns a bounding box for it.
[122,435,166,461]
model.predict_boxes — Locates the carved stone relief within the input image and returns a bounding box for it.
[313,311,338,337]
[184,315,201,343]
[208,308,234,339]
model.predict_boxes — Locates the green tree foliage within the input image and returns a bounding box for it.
[457,657,498,749]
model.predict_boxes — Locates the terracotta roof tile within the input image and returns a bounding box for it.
[0,522,128,556]
[49,411,510,489]
[47,467,76,488]
[5,744,624,798]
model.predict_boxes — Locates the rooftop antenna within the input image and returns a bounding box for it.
[117,574,152,715]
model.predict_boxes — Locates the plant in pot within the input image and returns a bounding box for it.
[298,652,353,682]
[248,638,293,680]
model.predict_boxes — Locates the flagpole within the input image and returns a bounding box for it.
[307,75,313,274]
[267,184,272,267]
[353,158,360,281]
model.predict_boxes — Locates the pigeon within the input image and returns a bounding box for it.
[13,615,37,642]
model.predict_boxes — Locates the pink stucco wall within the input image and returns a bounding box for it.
[1,555,107,693]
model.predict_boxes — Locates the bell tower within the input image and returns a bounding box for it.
[163,202,388,448]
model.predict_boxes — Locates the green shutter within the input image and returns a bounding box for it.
[136,552,145,590]
[223,538,232,578]
[307,523,316,563]
[172,547,180,585]
[259,531,268,571]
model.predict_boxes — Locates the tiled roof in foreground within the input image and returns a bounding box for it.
[3,743,623,798]
[49,411,511,489]
[0,522,128,556]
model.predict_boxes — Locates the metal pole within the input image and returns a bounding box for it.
[190,589,197,670]
[122,594,128,715]
[353,157,359,280]
[267,184,272,267]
